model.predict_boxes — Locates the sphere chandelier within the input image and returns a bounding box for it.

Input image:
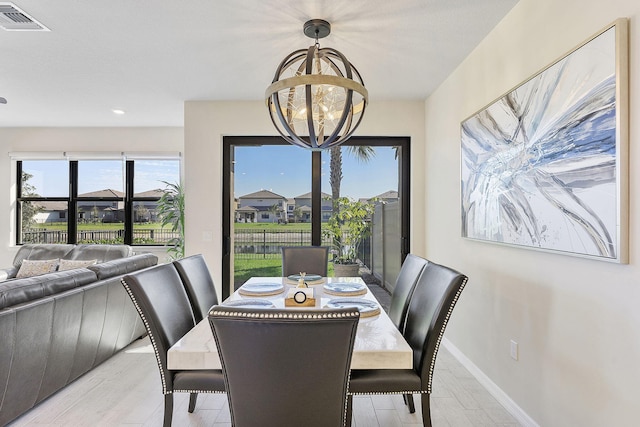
[265,19,368,150]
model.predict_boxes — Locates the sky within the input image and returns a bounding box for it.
[233,145,399,199]
[22,159,180,197]
[21,147,399,200]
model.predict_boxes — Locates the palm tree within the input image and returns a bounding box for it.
[157,181,185,260]
[329,145,375,202]
[328,146,375,264]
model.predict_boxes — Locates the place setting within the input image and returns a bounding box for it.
[237,281,285,297]
[222,299,275,309]
[324,298,381,318]
[323,281,368,297]
[284,273,325,285]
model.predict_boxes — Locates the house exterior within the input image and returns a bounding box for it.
[236,189,287,223]
[32,201,68,224]
[292,191,333,222]
[33,188,167,224]
[371,190,399,204]
[133,189,166,223]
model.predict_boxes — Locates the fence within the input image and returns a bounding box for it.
[234,229,334,259]
[23,226,374,267]
[22,228,180,245]
[369,201,401,290]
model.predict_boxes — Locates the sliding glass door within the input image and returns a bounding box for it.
[222,136,409,299]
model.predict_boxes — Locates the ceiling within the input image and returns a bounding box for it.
[0,0,518,127]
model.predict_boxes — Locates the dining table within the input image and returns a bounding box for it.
[167,276,413,370]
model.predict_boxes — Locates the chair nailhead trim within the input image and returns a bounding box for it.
[171,389,225,395]
[426,276,468,393]
[348,390,428,395]
[121,278,169,394]
[210,310,360,319]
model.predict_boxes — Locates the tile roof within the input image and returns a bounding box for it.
[238,189,286,199]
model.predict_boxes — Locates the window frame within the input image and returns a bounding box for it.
[16,158,181,246]
[221,136,410,300]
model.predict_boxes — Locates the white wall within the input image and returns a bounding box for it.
[0,127,183,266]
[424,0,639,425]
[184,100,425,296]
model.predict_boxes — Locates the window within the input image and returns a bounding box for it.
[222,136,409,299]
[16,157,181,246]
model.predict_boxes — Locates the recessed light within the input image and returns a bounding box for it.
[112,109,125,115]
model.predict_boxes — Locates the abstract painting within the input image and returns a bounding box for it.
[461,20,628,262]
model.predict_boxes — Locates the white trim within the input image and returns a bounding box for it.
[64,151,124,160]
[9,151,182,160]
[8,151,66,160]
[441,338,539,427]
[124,151,182,160]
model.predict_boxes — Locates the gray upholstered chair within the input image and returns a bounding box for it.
[121,264,225,427]
[346,261,468,427]
[388,253,429,412]
[281,245,329,277]
[173,254,219,323]
[388,254,429,331]
[209,306,360,427]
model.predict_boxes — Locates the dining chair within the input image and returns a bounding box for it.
[208,306,360,427]
[388,254,429,331]
[121,264,225,427]
[346,261,468,427]
[281,245,329,277]
[173,254,219,323]
[387,253,429,412]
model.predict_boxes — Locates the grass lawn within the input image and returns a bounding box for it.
[234,256,335,286]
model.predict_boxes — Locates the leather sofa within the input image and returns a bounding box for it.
[0,243,135,281]
[0,244,158,425]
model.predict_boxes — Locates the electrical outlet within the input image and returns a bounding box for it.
[510,340,519,361]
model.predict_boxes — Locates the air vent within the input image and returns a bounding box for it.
[0,3,49,31]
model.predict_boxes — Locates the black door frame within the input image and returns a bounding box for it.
[222,136,410,300]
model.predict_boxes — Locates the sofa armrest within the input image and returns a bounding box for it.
[0,267,18,282]
[0,268,97,309]
[87,253,158,280]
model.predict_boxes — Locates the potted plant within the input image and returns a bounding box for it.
[323,197,375,277]
[157,181,185,260]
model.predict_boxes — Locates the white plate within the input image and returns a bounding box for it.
[323,282,367,296]
[287,274,323,282]
[325,298,381,317]
[238,282,284,296]
[223,299,275,308]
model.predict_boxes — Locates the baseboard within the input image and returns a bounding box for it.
[441,338,539,427]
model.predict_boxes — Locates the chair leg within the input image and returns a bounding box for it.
[421,394,432,427]
[163,394,174,427]
[188,393,198,413]
[403,393,416,413]
[345,395,353,427]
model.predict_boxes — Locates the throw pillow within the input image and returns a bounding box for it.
[16,259,59,278]
[58,259,98,271]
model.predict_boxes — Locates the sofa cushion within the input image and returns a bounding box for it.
[58,259,98,271]
[13,244,75,268]
[0,268,97,309]
[16,259,59,278]
[87,253,158,280]
[63,244,133,262]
